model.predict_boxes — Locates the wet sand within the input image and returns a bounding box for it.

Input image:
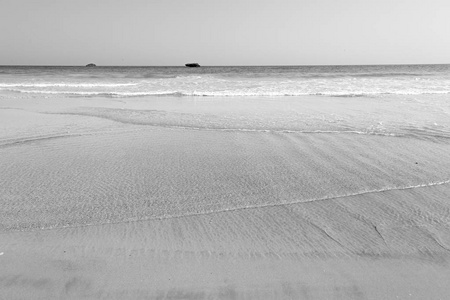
[1,95,450,299]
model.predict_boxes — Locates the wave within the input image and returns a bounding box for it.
[142,73,178,79]
[0,82,137,88]
[2,67,450,98]
[348,72,432,78]
[3,88,450,97]
[0,89,182,97]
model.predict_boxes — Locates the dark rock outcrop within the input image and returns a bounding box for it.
[86,63,97,67]
[185,63,200,67]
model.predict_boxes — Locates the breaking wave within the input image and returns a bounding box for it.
[2,64,450,98]
[3,88,450,98]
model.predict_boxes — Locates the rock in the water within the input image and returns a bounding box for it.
[86,63,97,67]
[185,63,200,67]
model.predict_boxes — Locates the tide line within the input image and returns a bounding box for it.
[147,178,450,221]
[47,111,405,138]
[0,128,143,148]
[5,178,450,235]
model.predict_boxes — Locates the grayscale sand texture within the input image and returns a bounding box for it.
[1,95,450,299]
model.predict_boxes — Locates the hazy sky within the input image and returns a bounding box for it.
[1,0,449,66]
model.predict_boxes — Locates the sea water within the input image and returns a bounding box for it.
[2,65,450,232]
[1,64,450,140]
[1,64,450,97]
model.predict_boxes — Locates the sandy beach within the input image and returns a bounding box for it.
[1,94,450,299]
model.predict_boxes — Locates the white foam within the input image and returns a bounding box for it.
[2,67,450,97]
[0,83,137,88]
[3,88,450,97]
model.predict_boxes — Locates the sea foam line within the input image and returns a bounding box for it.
[8,178,450,234]
[136,178,450,221]
[3,88,450,97]
[0,128,144,148]
[0,83,137,87]
[49,111,404,138]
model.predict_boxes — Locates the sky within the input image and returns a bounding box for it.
[1,0,449,66]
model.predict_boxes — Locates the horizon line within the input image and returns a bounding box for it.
[1,63,449,68]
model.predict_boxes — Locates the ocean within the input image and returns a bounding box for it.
[1,64,450,97]
[1,64,450,142]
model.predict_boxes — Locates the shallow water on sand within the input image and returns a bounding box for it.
[1,127,450,232]
[1,94,450,232]
[1,94,450,299]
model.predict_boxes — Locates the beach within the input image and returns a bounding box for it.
[1,90,450,299]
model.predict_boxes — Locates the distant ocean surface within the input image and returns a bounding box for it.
[1,64,450,97]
